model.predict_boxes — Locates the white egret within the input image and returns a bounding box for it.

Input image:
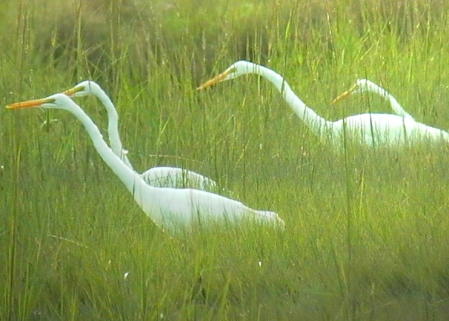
[63,80,220,191]
[198,61,449,149]
[332,79,415,121]
[7,94,284,234]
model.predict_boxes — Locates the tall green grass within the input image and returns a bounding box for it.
[2,0,449,319]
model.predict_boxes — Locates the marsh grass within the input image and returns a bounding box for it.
[2,0,449,320]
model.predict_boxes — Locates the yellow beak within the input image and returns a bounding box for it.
[197,69,232,90]
[6,98,52,109]
[332,90,352,104]
[62,86,83,97]
[332,84,357,104]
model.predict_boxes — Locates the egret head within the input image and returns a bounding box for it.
[7,93,73,111]
[332,79,376,104]
[352,79,380,95]
[197,60,257,90]
[63,80,100,97]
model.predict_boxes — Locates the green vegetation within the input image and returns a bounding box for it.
[2,0,449,319]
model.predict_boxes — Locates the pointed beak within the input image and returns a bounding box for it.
[6,98,52,109]
[197,69,233,90]
[332,84,357,104]
[332,90,351,104]
[62,86,83,97]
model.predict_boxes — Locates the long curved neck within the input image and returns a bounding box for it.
[67,102,147,199]
[370,85,414,120]
[251,65,333,136]
[95,88,134,169]
[386,93,414,121]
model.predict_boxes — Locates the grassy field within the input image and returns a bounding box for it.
[2,0,449,319]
